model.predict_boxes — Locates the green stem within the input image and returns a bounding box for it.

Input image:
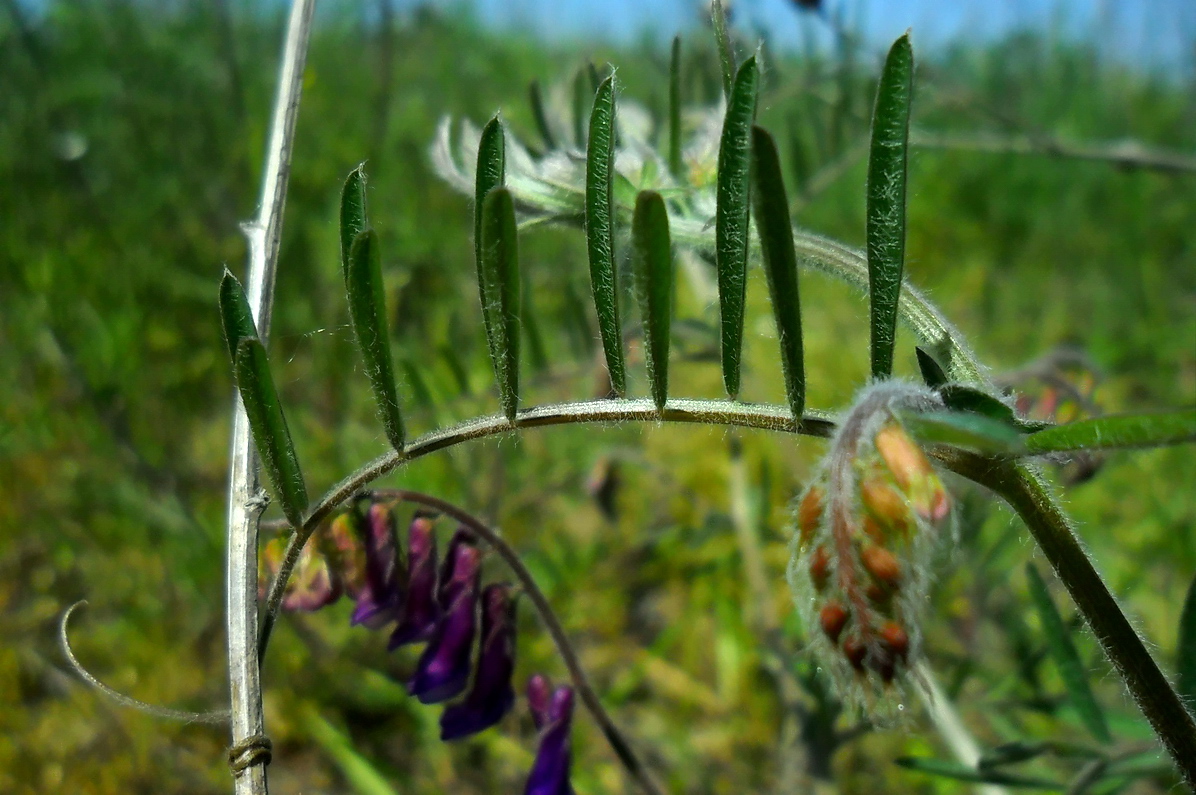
[953,456,1196,789]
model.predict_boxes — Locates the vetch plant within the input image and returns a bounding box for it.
[59,1,1196,792]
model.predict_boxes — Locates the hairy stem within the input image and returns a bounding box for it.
[225,1,315,792]
[950,455,1196,789]
[364,489,665,795]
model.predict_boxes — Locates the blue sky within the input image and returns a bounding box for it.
[459,0,1194,73]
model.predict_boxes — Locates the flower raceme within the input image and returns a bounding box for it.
[788,382,952,714]
[258,501,577,790]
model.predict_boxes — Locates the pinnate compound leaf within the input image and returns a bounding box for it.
[631,190,672,411]
[916,346,948,389]
[896,757,1061,788]
[585,74,626,397]
[340,165,368,284]
[234,337,308,527]
[1179,574,1196,706]
[219,269,257,366]
[1022,410,1196,455]
[750,125,804,418]
[865,33,913,380]
[347,229,405,451]
[715,55,758,399]
[900,409,1022,453]
[1025,563,1112,744]
[479,187,521,421]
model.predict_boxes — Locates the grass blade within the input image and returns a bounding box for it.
[479,186,521,420]
[339,164,368,285]
[668,35,683,179]
[715,55,758,399]
[585,73,627,397]
[1022,410,1196,455]
[346,229,405,451]
[750,126,804,418]
[865,32,913,380]
[710,0,735,98]
[631,190,673,411]
[896,757,1061,788]
[219,269,257,365]
[1025,563,1112,744]
[528,80,557,151]
[1179,574,1196,705]
[234,337,308,527]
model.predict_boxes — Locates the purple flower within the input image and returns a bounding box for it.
[524,685,576,795]
[407,538,482,704]
[351,502,403,629]
[439,584,518,740]
[325,511,367,600]
[388,514,441,649]
[527,673,552,730]
[437,528,474,608]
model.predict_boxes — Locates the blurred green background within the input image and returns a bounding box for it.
[1,1,1194,793]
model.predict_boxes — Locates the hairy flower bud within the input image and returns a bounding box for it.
[787,381,953,715]
[259,535,340,612]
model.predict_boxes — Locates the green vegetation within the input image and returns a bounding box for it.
[2,2,1194,793]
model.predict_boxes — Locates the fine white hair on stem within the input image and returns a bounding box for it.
[59,601,229,725]
[225,1,316,793]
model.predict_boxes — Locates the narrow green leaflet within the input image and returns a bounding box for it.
[522,284,549,374]
[1025,563,1112,744]
[710,0,735,98]
[715,56,758,399]
[219,269,257,365]
[1176,573,1196,705]
[916,346,948,389]
[585,74,627,397]
[940,384,1018,423]
[977,742,1049,771]
[339,165,368,284]
[302,705,398,795]
[668,35,683,179]
[865,33,913,380]
[474,115,506,286]
[572,67,589,149]
[234,337,308,527]
[1022,410,1196,455]
[528,80,557,151]
[895,757,1060,789]
[479,187,521,421]
[750,126,804,418]
[631,190,673,411]
[900,409,1022,453]
[346,230,405,451]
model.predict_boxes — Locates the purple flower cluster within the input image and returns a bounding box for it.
[259,500,576,793]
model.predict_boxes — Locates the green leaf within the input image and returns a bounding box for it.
[865,33,913,380]
[474,114,505,286]
[916,346,948,389]
[978,742,1050,771]
[900,409,1022,453]
[302,705,399,795]
[940,384,1018,422]
[234,337,308,527]
[479,187,521,421]
[572,67,589,149]
[346,230,405,451]
[528,80,557,151]
[219,269,257,366]
[1025,563,1112,744]
[710,0,735,98]
[1022,410,1196,455]
[668,35,683,179]
[715,56,758,399]
[631,190,673,411]
[339,165,368,285]
[1176,573,1196,705]
[585,74,627,397]
[896,757,1061,789]
[750,126,804,418]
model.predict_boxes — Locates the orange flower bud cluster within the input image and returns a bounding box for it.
[788,408,952,715]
